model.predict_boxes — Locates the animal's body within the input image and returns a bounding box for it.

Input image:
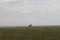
[29,24,32,27]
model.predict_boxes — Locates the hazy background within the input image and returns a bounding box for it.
[0,0,60,26]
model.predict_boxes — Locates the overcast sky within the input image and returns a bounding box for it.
[0,0,60,26]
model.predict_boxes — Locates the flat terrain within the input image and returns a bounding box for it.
[0,26,60,40]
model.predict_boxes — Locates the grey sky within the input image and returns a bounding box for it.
[0,0,60,26]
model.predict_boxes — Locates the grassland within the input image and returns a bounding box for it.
[0,26,60,40]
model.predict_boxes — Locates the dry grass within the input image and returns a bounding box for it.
[0,26,60,40]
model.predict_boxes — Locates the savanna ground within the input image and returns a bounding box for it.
[0,26,60,40]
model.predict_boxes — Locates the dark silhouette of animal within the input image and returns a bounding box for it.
[28,24,32,27]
